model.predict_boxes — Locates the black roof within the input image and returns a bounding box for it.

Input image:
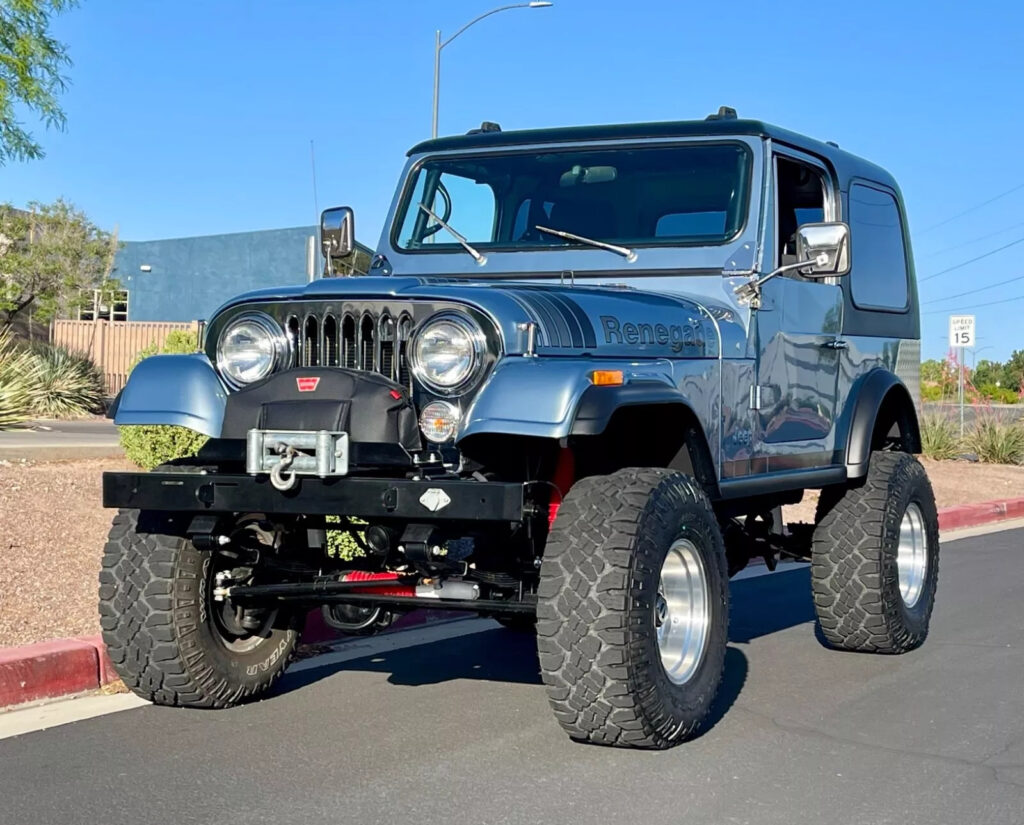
[407,118,896,189]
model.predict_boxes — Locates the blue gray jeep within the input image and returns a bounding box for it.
[100,109,937,748]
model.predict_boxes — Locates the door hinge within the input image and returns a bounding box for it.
[749,385,763,410]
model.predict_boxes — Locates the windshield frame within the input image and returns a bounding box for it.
[391,139,753,253]
[378,135,767,278]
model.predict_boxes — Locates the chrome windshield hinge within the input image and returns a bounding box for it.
[749,385,763,411]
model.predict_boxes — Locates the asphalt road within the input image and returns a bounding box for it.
[0,418,120,460]
[2,528,1022,825]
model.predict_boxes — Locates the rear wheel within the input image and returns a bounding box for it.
[99,509,301,707]
[811,451,939,653]
[537,468,729,749]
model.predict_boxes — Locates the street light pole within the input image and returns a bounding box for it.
[431,2,553,139]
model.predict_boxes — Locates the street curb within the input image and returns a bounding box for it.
[937,497,1024,531]
[5,495,1024,710]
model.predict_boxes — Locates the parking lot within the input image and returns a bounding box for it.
[2,524,1021,825]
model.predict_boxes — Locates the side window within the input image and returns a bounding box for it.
[848,183,909,311]
[775,157,826,267]
[397,171,497,247]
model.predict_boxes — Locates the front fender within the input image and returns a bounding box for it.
[109,354,227,438]
[459,357,677,441]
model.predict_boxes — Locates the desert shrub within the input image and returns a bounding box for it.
[919,412,961,461]
[118,328,207,468]
[27,343,106,418]
[0,329,45,429]
[964,417,1024,465]
[921,384,945,403]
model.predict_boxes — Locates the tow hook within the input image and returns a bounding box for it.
[269,443,300,491]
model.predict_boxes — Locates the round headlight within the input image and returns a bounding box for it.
[216,312,287,387]
[410,313,485,393]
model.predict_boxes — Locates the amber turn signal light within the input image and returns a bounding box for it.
[590,370,624,386]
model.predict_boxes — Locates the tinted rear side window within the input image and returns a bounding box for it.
[849,183,909,310]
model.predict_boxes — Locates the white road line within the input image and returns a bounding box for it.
[0,693,150,741]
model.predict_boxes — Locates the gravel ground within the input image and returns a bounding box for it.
[2,455,1024,649]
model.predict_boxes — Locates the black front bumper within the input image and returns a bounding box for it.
[102,471,528,523]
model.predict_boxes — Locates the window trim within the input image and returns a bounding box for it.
[389,140,755,255]
[771,150,836,271]
[847,178,911,315]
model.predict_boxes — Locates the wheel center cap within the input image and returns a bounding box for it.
[655,594,668,627]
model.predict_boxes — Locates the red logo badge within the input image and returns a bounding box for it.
[296,376,320,392]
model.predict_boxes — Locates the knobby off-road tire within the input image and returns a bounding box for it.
[811,451,939,653]
[99,508,301,707]
[537,468,729,749]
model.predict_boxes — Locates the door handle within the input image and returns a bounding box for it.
[821,339,849,350]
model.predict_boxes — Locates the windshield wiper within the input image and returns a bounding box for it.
[418,203,487,265]
[535,225,637,263]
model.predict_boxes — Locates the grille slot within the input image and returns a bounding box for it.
[289,309,414,390]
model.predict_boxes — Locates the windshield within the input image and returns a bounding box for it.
[393,142,751,255]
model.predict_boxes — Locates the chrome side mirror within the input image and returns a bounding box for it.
[796,221,850,278]
[321,206,354,260]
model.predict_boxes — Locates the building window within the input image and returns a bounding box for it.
[79,288,129,321]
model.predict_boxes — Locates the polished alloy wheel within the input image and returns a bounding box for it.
[656,538,710,684]
[897,502,929,608]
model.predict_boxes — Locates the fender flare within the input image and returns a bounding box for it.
[843,369,921,478]
[108,354,227,438]
[569,382,694,436]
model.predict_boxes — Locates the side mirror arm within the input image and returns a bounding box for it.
[733,253,829,308]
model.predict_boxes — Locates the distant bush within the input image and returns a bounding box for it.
[325,516,367,561]
[921,384,945,402]
[118,329,207,468]
[964,417,1024,465]
[919,413,962,461]
[0,329,44,429]
[27,343,106,418]
[977,384,1019,405]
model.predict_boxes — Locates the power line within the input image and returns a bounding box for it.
[919,219,1024,259]
[918,182,1024,234]
[919,235,1024,282]
[923,293,1024,315]
[922,272,1024,305]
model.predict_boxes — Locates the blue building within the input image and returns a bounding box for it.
[111,226,318,322]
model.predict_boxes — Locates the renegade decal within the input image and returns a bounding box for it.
[599,315,703,353]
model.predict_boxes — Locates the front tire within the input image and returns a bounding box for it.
[811,451,940,653]
[99,509,301,707]
[537,468,729,749]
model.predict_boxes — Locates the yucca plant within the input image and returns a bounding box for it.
[919,412,961,461]
[0,329,45,429]
[964,416,1024,465]
[27,343,106,419]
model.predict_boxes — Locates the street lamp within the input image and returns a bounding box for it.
[432,2,553,138]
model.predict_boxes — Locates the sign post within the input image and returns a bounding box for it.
[949,315,976,436]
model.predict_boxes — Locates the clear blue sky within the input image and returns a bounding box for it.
[3,0,1024,362]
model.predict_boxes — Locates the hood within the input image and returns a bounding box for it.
[215,276,748,360]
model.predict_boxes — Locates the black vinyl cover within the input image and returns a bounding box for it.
[221,369,423,453]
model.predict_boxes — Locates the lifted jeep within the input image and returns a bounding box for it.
[100,110,937,748]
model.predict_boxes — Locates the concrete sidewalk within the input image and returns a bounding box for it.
[0,419,121,461]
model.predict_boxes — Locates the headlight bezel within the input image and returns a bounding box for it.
[409,311,487,396]
[215,311,290,389]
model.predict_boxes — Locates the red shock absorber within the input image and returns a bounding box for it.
[341,570,415,597]
[547,446,575,528]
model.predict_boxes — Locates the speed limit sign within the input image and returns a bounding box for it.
[949,315,975,348]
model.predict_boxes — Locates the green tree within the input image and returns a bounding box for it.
[0,199,118,328]
[921,358,952,385]
[1003,350,1024,393]
[0,0,77,164]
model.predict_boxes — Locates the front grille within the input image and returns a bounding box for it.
[286,310,414,389]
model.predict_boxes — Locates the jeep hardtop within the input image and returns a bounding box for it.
[100,109,936,748]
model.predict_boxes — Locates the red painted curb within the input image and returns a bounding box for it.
[937,497,1024,531]
[0,638,101,708]
[4,495,1024,709]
